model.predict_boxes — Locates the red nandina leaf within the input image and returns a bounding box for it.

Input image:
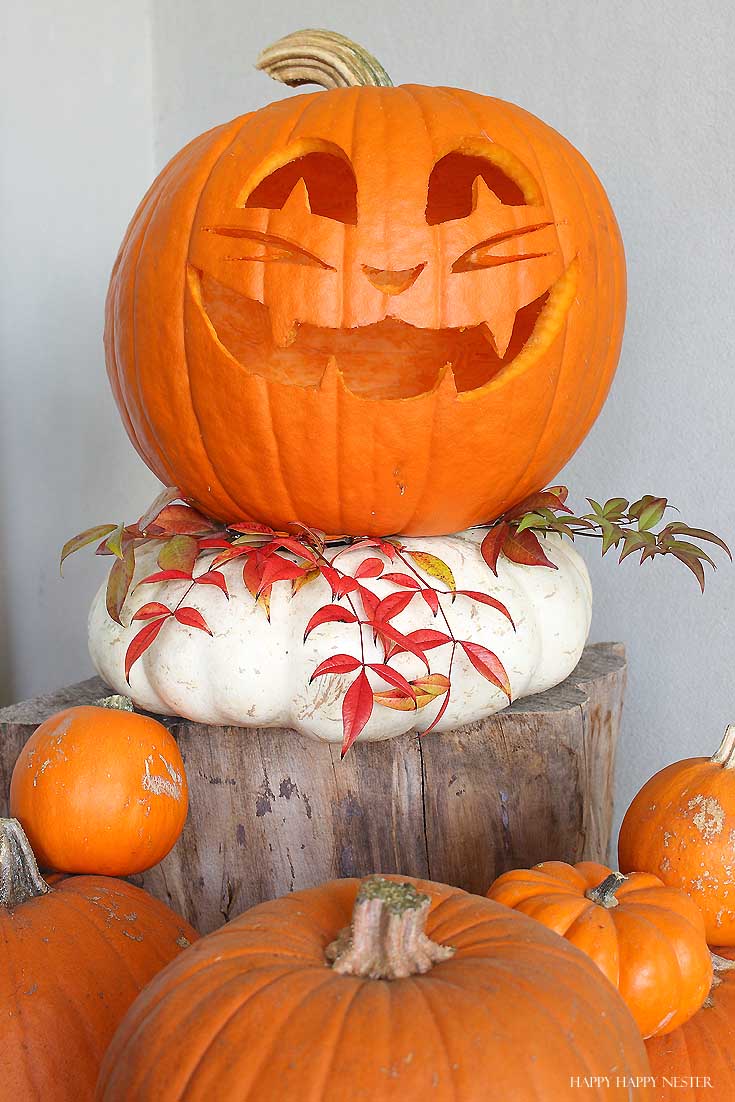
[146,504,220,536]
[372,622,430,670]
[136,569,192,587]
[195,569,229,597]
[367,664,416,700]
[671,551,706,592]
[174,607,212,634]
[406,551,456,590]
[460,642,511,698]
[421,589,440,615]
[242,552,263,599]
[106,544,136,625]
[319,564,359,598]
[502,529,557,570]
[382,572,420,589]
[310,654,362,681]
[131,602,172,621]
[375,673,450,712]
[404,628,451,651]
[354,557,384,580]
[454,591,515,627]
[60,523,118,572]
[481,523,510,575]
[125,616,168,682]
[257,554,306,594]
[341,671,374,757]
[506,489,572,519]
[228,521,275,536]
[158,534,199,575]
[197,537,233,550]
[419,687,452,736]
[304,604,358,640]
[266,537,318,563]
[137,486,181,532]
[211,546,250,568]
[357,585,380,621]
[375,591,416,622]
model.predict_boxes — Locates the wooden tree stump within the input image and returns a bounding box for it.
[0,642,625,933]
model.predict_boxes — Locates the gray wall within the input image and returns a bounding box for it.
[2,1,733,827]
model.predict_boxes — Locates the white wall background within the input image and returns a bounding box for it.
[2,1,734,827]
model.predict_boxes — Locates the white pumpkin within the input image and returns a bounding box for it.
[88,532,591,742]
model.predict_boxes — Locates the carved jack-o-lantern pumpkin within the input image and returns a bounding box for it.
[107,31,625,536]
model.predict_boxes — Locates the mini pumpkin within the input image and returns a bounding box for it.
[97,875,652,1100]
[487,860,712,1038]
[619,725,735,944]
[645,949,735,1101]
[106,29,625,537]
[0,817,197,1100]
[10,700,188,875]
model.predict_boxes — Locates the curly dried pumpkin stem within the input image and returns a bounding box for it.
[585,871,627,909]
[711,725,735,769]
[703,951,735,1007]
[0,818,50,908]
[257,30,393,90]
[326,876,454,979]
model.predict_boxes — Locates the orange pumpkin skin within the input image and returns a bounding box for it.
[487,860,712,1038]
[619,727,735,945]
[10,704,188,875]
[97,876,652,1101]
[645,949,735,1101]
[0,823,197,1101]
[106,78,625,536]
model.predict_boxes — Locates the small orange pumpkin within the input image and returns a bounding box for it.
[646,949,735,1101]
[0,817,197,1100]
[487,860,712,1037]
[97,875,653,1100]
[10,700,188,875]
[106,29,625,537]
[619,725,735,944]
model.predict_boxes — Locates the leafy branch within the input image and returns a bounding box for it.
[480,486,730,592]
[63,483,730,753]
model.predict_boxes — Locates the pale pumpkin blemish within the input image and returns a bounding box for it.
[141,753,183,800]
[687,794,725,842]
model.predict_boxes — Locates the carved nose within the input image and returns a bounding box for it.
[362,262,426,295]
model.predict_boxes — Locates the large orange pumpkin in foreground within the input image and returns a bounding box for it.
[0,817,197,1100]
[97,875,652,1100]
[646,949,735,1101]
[487,860,712,1037]
[106,29,625,536]
[619,725,735,944]
[10,701,188,875]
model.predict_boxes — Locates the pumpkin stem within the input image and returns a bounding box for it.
[325,876,454,979]
[0,818,50,908]
[256,30,393,90]
[703,952,735,1006]
[585,871,627,909]
[711,725,735,768]
[93,694,135,711]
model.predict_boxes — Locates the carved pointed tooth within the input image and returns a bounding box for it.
[471,175,502,217]
[280,177,312,217]
[435,362,458,398]
[318,355,344,393]
[483,315,516,360]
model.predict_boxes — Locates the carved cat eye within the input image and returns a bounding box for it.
[204,227,334,269]
[452,222,554,273]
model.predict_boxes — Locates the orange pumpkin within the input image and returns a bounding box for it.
[97,875,652,1101]
[106,29,625,537]
[646,949,735,1101]
[10,700,188,876]
[487,860,712,1037]
[619,725,735,944]
[0,817,197,1100]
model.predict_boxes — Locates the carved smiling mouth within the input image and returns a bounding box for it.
[189,262,578,399]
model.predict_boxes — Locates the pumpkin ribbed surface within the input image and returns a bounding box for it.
[97,876,652,1101]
